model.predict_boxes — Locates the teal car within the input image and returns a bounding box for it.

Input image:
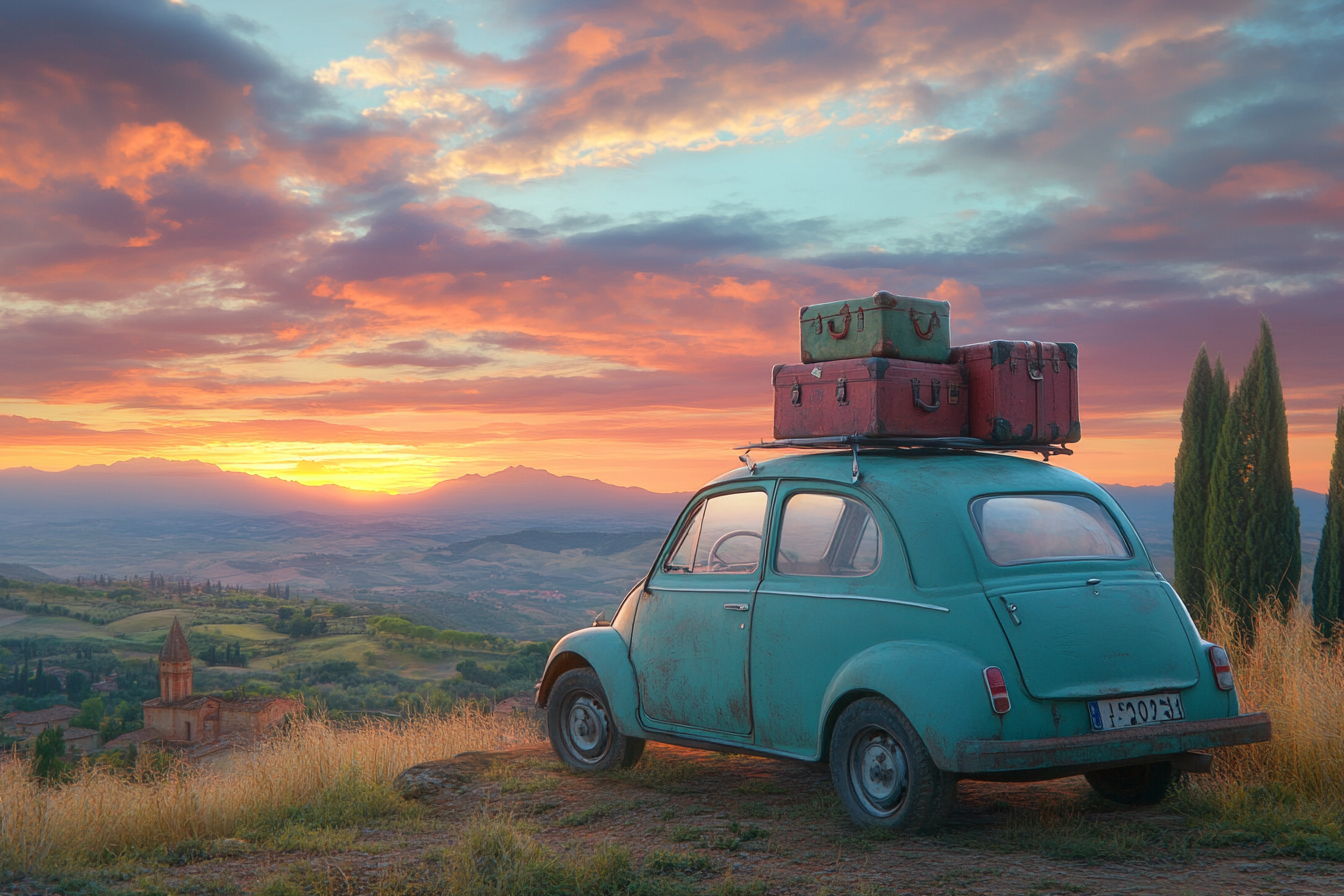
[537,449,1270,829]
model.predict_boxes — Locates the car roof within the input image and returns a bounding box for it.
[709,449,1099,497]
[705,451,1144,588]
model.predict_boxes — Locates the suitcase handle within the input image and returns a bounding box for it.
[826,304,852,340]
[909,308,941,340]
[911,378,941,412]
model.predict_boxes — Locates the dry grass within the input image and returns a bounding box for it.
[1199,593,1344,803]
[0,708,542,872]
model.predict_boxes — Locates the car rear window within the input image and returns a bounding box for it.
[970,494,1131,565]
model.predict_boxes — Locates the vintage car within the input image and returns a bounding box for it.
[536,448,1271,829]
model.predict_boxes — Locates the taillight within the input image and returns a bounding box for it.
[1208,645,1234,691]
[983,666,1011,714]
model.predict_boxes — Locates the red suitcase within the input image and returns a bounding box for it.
[772,357,969,440]
[950,341,1079,444]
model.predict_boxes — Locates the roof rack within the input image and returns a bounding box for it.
[736,435,1074,457]
[734,436,1073,483]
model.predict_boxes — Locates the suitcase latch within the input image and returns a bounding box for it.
[791,381,802,406]
[1028,361,1044,381]
[948,381,960,405]
[835,377,848,406]
[1052,357,1060,374]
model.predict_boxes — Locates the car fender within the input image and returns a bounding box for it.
[538,627,647,738]
[819,640,1002,770]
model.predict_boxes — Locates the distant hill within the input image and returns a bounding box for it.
[439,529,667,557]
[0,458,692,526]
[0,563,57,583]
[1100,482,1327,600]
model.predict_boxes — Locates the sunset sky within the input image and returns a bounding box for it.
[1,0,1341,494]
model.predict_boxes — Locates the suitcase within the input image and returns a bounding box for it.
[950,341,1080,444]
[772,357,969,440]
[800,291,951,364]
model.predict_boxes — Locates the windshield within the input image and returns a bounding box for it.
[971,494,1131,565]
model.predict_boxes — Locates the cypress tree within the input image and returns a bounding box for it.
[1174,346,1217,614]
[1206,316,1301,629]
[1312,401,1344,633]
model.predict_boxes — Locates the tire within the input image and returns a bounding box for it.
[829,697,956,831]
[1084,762,1177,805]
[547,668,645,771]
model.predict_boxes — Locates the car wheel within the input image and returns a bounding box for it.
[1084,762,1177,805]
[548,668,645,771]
[829,697,956,830]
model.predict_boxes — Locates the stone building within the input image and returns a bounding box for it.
[2,704,79,737]
[141,618,301,744]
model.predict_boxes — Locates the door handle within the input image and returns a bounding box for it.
[723,603,749,612]
[998,595,1021,625]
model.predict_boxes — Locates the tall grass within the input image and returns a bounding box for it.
[1199,591,1344,804]
[0,707,541,872]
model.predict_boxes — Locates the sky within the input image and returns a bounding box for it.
[1,0,1341,495]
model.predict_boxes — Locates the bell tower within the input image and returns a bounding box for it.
[158,617,193,703]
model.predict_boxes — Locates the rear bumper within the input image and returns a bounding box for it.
[955,712,1271,775]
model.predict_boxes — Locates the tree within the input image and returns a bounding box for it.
[1206,316,1301,629]
[1174,346,1230,616]
[70,696,105,730]
[1312,401,1344,633]
[31,726,68,782]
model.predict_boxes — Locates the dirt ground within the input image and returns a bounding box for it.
[123,743,1344,894]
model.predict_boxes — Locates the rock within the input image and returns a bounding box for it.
[394,749,515,800]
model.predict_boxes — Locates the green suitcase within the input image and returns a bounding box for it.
[799,290,951,364]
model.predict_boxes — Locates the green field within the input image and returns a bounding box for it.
[185,622,287,642]
[0,608,116,640]
[105,608,197,635]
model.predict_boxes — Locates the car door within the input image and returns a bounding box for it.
[750,483,912,755]
[630,486,772,737]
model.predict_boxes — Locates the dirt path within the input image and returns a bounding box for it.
[146,742,1344,894]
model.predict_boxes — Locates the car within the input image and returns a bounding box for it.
[535,447,1271,830]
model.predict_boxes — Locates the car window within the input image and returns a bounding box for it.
[663,491,767,574]
[664,502,705,572]
[971,494,1131,565]
[776,492,881,577]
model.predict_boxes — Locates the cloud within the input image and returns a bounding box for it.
[0,0,1341,491]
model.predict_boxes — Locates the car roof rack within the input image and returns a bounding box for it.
[733,436,1073,484]
[736,435,1074,458]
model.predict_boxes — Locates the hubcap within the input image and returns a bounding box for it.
[849,727,908,817]
[565,694,609,760]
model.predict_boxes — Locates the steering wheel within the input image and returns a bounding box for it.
[708,529,762,572]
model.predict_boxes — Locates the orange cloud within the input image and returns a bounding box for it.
[99,122,210,202]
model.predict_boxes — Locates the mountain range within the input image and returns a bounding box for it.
[0,460,1329,615]
[0,458,692,525]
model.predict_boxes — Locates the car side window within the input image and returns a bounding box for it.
[664,502,704,572]
[776,492,881,577]
[663,491,768,574]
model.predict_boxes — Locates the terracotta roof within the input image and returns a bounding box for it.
[160,617,191,663]
[9,705,79,725]
[62,727,98,741]
[143,695,218,710]
[219,696,302,711]
[104,728,162,748]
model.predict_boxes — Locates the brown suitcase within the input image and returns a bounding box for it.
[772,358,969,440]
[950,341,1080,444]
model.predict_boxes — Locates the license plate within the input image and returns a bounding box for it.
[1088,693,1185,731]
